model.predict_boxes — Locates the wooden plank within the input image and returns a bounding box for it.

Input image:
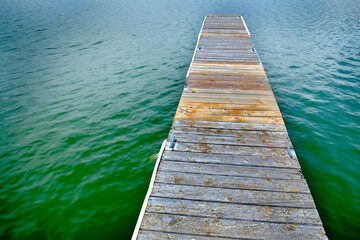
[198,42,253,50]
[151,183,315,208]
[198,38,253,49]
[186,73,269,81]
[179,101,279,111]
[179,98,277,106]
[172,119,287,131]
[177,99,277,108]
[174,114,284,124]
[195,49,258,57]
[201,29,250,35]
[162,151,301,169]
[200,33,249,38]
[158,161,302,180]
[155,171,309,193]
[181,92,276,100]
[186,83,271,91]
[186,81,271,91]
[194,59,259,64]
[176,107,281,117]
[141,213,327,239]
[138,231,231,240]
[167,133,291,148]
[147,197,322,225]
[183,87,273,95]
[189,62,265,74]
[170,126,287,139]
[166,141,296,157]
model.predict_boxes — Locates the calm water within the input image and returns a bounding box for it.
[1,0,359,239]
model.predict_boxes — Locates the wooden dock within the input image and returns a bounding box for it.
[132,15,327,239]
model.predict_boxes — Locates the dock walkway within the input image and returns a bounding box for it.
[132,15,327,239]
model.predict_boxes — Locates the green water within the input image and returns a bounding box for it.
[0,0,359,239]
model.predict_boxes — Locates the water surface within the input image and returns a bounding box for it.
[1,0,359,239]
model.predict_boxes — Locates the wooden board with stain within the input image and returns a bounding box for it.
[133,15,327,239]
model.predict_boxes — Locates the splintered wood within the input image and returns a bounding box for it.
[133,15,327,239]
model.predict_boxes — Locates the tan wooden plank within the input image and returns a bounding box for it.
[190,62,265,71]
[151,183,315,208]
[188,70,266,76]
[179,102,279,111]
[162,151,301,169]
[155,171,309,193]
[140,213,327,239]
[174,114,284,124]
[158,161,301,180]
[147,197,322,225]
[186,83,271,91]
[186,82,271,91]
[198,42,253,50]
[187,73,268,80]
[186,79,270,86]
[176,108,281,118]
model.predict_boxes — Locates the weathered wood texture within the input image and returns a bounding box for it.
[134,15,327,239]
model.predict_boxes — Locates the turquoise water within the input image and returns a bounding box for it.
[0,0,359,239]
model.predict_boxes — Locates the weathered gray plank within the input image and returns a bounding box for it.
[167,133,290,148]
[172,120,286,131]
[147,197,322,225]
[158,161,302,180]
[138,230,232,240]
[176,108,282,118]
[195,50,259,63]
[183,87,273,95]
[181,91,275,100]
[180,96,276,105]
[170,126,287,139]
[162,151,301,169]
[201,29,249,35]
[186,74,269,82]
[167,141,296,158]
[189,65,265,76]
[141,213,327,239]
[152,183,315,208]
[198,43,253,50]
[155,171,309,193]
[198,40,253,50]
